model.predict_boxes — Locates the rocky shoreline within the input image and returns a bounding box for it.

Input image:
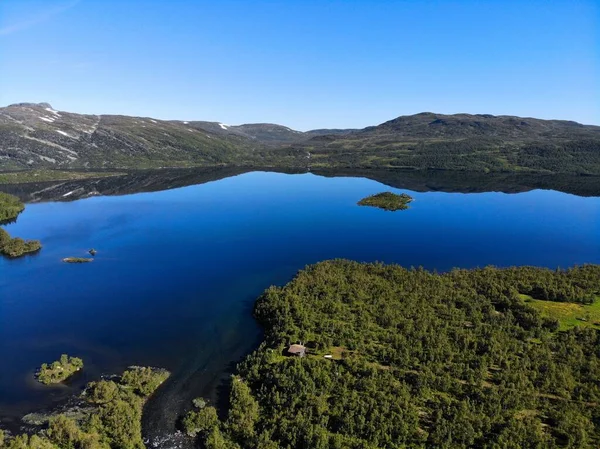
[0,367,169,445]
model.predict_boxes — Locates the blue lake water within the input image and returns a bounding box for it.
[1,171,599,436]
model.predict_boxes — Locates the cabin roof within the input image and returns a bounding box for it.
[287,344,306,354]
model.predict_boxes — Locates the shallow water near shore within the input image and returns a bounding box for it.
[1,171,599,442]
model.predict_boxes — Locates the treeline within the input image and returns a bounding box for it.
[1,367,169,449]
[188,261,600,448]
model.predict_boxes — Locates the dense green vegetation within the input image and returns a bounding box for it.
[358,192,413,211]
[36,355,84,385]
[301,138,600,175]
[187,261,600,449]
[3,367,168,449]
[183,400,220,438]
[0,228,41,258]
[0,192,24,221]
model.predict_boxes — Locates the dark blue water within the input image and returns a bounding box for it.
[1,171,599,435]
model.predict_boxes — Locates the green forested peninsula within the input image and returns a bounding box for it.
[0,192,41,258]
[0,228,41,258]
[2,367,169,449]
[358,192,413,211]
[187,261,600,449]
[0,192,24,222]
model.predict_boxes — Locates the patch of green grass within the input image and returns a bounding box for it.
[521,294,600,331]
[307,346,348,361]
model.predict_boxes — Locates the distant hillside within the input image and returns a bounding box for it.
[0,103,264,170]
[297,112,600,174]
[1,103,599,175]
[364,112,597,138]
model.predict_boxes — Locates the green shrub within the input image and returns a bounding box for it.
[183,406,219,437]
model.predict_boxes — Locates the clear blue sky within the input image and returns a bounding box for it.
[1,0,598,130]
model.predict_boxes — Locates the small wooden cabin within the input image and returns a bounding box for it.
[287,344,306,357]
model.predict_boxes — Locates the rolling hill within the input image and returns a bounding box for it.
[1,103,599,175]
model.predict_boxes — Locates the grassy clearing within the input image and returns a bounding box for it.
[306,346,349,361]
[520,294,600,331]
[0,169,124,184]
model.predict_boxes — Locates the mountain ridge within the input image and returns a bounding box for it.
[1,102,599,174]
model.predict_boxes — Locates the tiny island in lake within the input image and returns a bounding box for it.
[63,257,93,263]
[358,191,414,211]
[36,354,84,385]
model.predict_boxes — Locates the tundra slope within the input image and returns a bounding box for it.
[1,103,599,174]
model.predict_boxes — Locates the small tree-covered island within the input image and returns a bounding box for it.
[180,261,600,449]
[36,355,84,385]
[358,191,414,211]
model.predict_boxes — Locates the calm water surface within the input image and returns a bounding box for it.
[1,171,599,438]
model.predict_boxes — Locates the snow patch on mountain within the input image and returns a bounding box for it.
[56,130,75,139]
[45,107,61,117]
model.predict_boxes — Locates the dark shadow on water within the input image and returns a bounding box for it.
[311,168,600,197]
[3,167,600,203]
[0,216,18,226]
[214,362,237,422]
[141,300,263,446]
